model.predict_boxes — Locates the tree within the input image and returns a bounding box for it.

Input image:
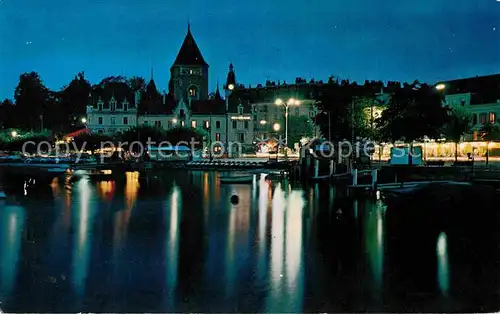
[73,133,113,154]
[60,72,91,131]
[119,125,166,150]
[441,108,472,162]
[165,126,205,149]
[128,76,146,92]
[14,72,50,131]
[287,115,315,149]
[0,99,15,129]
[377,82,447,143]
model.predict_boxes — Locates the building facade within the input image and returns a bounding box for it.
[436,74,500,139]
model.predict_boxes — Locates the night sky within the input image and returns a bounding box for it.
[0,0,499,99]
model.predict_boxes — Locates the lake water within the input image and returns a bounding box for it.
[0,170,499,312]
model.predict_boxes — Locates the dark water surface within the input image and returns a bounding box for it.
[0,170,499,312]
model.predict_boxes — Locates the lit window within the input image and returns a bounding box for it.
[192,120,197,128]
[216,133,221,141]
[490,112,496,124]
[204,120,210,129]
[123,117,128,125]
[181,121,185,127]
[480,113,487,124]
[189,69,193,75]
[189,87,197,97]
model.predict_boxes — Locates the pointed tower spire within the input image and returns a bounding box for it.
[150,67,154,81]
[172,23,207,66]
[214,80,222,100]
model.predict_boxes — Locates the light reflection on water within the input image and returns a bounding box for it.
[0,170,498,312]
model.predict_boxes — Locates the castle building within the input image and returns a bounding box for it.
[86,25,254,154]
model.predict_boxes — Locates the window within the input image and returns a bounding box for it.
[490,112,496,124]
[180,109,185,117]
[479,113,487,124]
[189,69,193,75]
[244,121,249,129]
[273,114,278,120]
[155,121,161,127]
[116,100,123,110]
[204,120,210,129]
[216,121,221,129]
[109,99,116,111]
[461,99,466,107]
[295,108,300,115]
[191,120,197,128]
[215,133,221,141]
[237,104,243,114]
[168,121,173,128]
[232,121,237,128]
[98,117,103,125]
[188,86,197,98]
[111,117,116,125]
[238,132,245,142]
[472,114,477,125]
[123,117,128,125]
[181,121,185,127]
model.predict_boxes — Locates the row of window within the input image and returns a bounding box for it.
[97,117,129,125]
[474,112,496,125]
[96,117,250,130]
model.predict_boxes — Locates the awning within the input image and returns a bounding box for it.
[64,128,88,139]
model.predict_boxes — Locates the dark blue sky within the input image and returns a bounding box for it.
[0,0,499,99]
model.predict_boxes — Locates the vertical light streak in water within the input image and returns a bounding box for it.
[0,205,25,298]
[267,183,286,312]
[166,183,181,301]
[257,176,269,281]
[353,199,359,219]
[285,190,305,312]
[437,232,449,296]
[364,200,386,294]
[225,186,237,296]
[71,179,95,296]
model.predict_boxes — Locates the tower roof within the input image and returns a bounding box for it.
[172,26,208,67]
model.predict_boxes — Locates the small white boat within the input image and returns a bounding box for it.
[219,175,254,184]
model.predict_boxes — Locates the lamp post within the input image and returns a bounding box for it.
[225,83,234,157]
[275,98,300,156]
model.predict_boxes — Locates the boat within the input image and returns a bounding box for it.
[219,175,254,184]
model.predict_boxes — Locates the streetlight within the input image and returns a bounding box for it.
[259,120,267,125]
[435,83,446,91]
[228,83,235,91]
[225,85,234,157]
[275,98,300,152]
[273,123,281,131]
[81,117,87,124]
[11,130,17,138]
[172,118,178,124]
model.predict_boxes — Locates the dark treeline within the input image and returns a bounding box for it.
[0,72,168,133]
